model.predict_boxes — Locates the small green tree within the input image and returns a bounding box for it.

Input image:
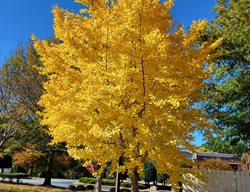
[143,162,157,186]
[157,174,169,186]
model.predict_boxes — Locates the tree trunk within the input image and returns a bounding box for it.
[43,152,54,186]
[131,168,139,192]
[115,157,122,192]
[30,163,34,176]
[95,172,104,192]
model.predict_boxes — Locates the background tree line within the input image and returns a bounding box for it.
[202,0,249,156]
[0,41,91,185]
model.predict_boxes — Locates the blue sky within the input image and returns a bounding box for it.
[0,0,217,146]
[0,0,217,65]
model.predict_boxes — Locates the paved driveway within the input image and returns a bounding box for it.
[1,178,171,191]
[1,178,78,188]
[6,178,110,191]
[23,178,77,188]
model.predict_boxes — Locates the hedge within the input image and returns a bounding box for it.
[0,173,29,183]
[0,173,28,178]
[78,177,96,184]
[102,179,115,186]
[120,189,131,192]
[76,185,86,190]
[79,177,116,186]
[67,185,76,190]
[86,185,95,190]
[78,177,146,189]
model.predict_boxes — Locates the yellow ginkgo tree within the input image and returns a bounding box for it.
[34,0,221,191]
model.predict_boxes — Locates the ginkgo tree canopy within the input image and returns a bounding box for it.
[34,0,221,189]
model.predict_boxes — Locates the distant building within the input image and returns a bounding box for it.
[182,150,242,171]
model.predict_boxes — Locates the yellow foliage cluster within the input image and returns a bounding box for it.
[199,158,232,171]
[34,0,221,187]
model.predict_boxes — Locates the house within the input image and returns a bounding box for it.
[182,149,242,171]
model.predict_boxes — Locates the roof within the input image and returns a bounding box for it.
[196,152,237,158]
[181,149,242,163]
[195,152,242,164]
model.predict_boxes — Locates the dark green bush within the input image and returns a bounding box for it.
[13,166,26,173]
[138,184,148,189]
[120,189,131,192]
[86,185,95,190]
[67,185,76,190]
[157,185,171,190]
[143,162,157,184]
[108,188,131,192]
[109,188,116,192]
[121,182,131,188]
[76,185,86,190]
[157,174,169,186]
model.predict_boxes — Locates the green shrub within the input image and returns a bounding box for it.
[120,183,146,189]
[0,172,29,182]
[121,182,131,188]
[0,173,28,178]
[88,179,96,184]
[157,174,169,186]
[79,177,96,184]
[120,189,131,192]
[157,185,171,190]
[86,185,95,190]
[67,185,76,190]
[143,162,157,184]
[138,184,148,189]
[109,188,116,192]
[79,177,117,186]
[102,179,115,186]
[109,188,131,192]
[76,185,86,191]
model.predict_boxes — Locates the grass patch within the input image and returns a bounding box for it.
[0,182,93,192]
